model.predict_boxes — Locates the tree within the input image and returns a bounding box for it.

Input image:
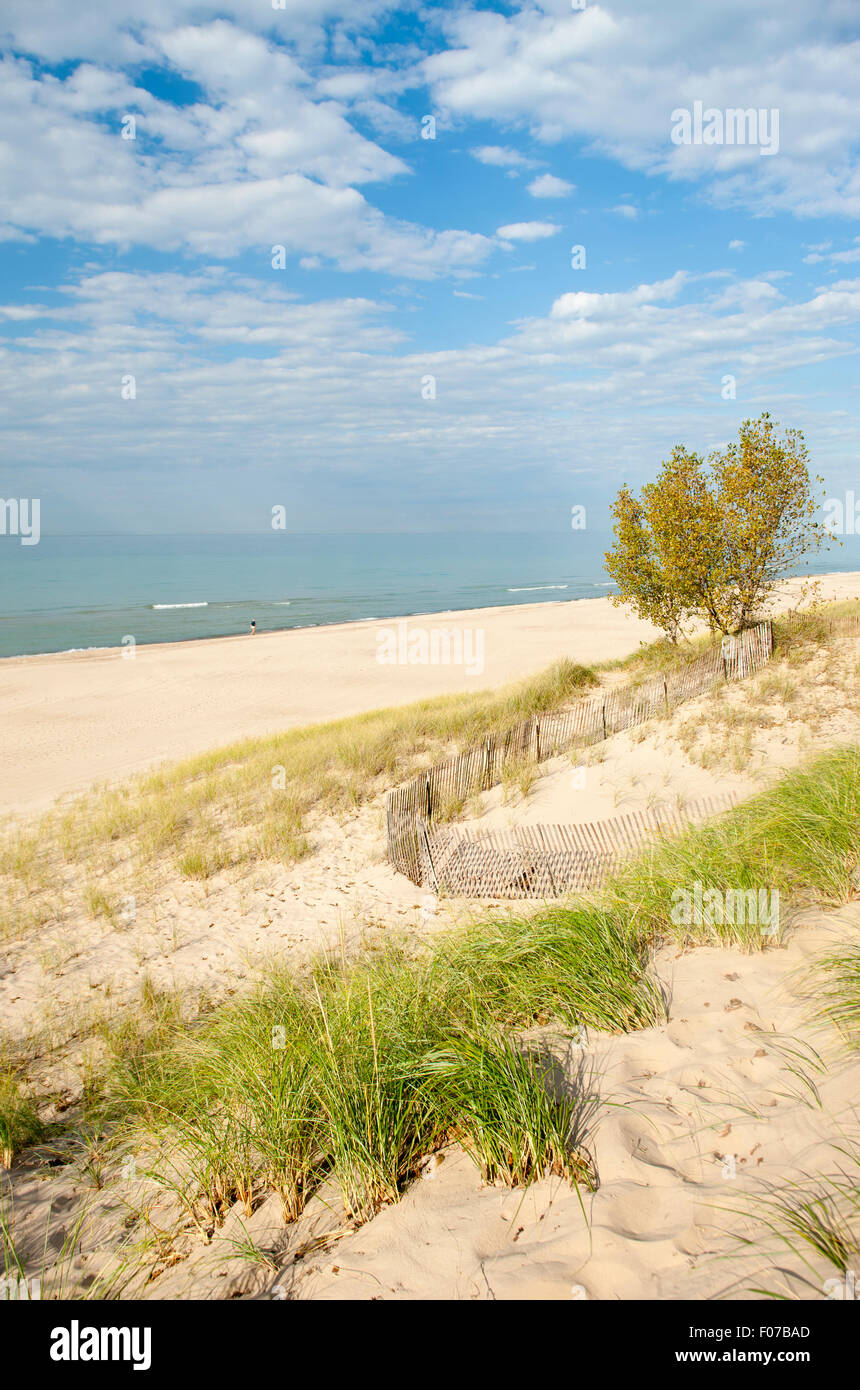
[605,480,684,643]
[604,414,828,639]
[710,415,826,631]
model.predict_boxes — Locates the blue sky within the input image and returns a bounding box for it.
[1,0,859,534]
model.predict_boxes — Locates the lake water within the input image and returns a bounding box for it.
[0,530,854,659]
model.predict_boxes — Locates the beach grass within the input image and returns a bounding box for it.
[814,946,860,1048]
[723,1150,860,1298]
[418,1029,590,1188]
[0,1068,44,1169]
[607,743,860,950]
[3,598,860,1266]
[67,742,857,1235]
[101,903,637,1227]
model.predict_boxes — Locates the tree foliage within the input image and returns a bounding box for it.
[604,414,828,638]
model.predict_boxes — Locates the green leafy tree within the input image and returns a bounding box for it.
[605,414,828,638]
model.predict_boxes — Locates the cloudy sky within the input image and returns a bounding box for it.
[1,0,859,534]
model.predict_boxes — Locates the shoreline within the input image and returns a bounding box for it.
[0,611,388,667]
[0,595,600,666]
[2,572,859,819]
[0,555,852,666]
[0,598,579,669]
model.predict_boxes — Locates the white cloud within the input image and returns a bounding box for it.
[708,279,784,310]
[0,3,856,533]
[424,1,860,219]
[0,41,493,277]
[497,221,560,241]
[470,145,537,168]
[527,173,574,198]
[804,237,860,265]
[0,0,392,64]
[729,239,745,250]
[4,266,858,519]
[611,203,639,219]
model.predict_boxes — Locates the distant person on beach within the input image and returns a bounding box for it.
[249,620,256,635]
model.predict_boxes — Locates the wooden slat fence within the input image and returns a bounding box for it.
[418,794,738,899]
[826,614,860,636]
[385,620,774,885]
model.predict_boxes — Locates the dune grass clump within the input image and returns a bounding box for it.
[724,1151,860,1299]
[501,754,538,804]
[419,1030,588,1187]
[82,742,860,1235]
[606,744,860,951]
[302,977,437,1222]
[176,843,235,880]
[0,1070,44,1168]
[105,903,648,1229]
[758,1178,859,1275]
[814,947,860,1048]
[520,658,596,712]
[433,907,664,1034]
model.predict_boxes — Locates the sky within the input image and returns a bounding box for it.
[1,0,859,535]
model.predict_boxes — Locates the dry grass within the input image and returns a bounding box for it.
[2,597,858,1173]
[2,600,860,1295]
[667,600,860,776]
[0,658,597,951]
[501,755,539,804]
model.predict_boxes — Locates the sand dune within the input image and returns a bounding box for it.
[7,606,858,1080]
[3,576,860,1302]
[280,905,860,1303]
[10,901,854,1301]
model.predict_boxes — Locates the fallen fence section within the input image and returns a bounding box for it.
[417,793,738,899]
[386,620,773,886]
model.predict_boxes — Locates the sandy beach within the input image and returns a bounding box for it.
[1,594,661,817]
[3,571,859,819]
[2,572,860,1303]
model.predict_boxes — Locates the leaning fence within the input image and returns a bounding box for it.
[385,619,774,886]
[417,794,738,899]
